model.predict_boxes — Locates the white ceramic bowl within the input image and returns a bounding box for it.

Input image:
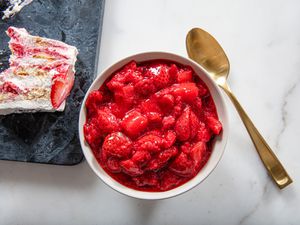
[79,52,229,200]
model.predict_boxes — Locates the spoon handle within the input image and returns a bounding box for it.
[221,85,293,189]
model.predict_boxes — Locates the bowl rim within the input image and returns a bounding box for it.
[79,51,229,200]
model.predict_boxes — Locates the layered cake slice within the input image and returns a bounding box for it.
[0,27,78,115]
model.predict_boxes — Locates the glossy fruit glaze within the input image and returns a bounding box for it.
[84,60,222,192]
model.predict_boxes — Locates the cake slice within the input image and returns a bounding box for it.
[0,27,78,115]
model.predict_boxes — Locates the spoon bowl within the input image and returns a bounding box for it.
[186,28,230,87]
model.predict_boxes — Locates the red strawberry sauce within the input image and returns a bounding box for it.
[84,60,222,191]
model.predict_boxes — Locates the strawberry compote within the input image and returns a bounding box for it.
[84,60,222,192]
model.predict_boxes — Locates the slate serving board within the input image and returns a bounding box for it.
[0,0,105,165]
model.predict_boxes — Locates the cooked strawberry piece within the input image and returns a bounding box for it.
[145,129,162,136]
[85,90,103,116]
[160,146,178,162]
[96,109,120,135]
[134,132,163,153]
[120,159,143,176]
[108,102,128,118]
[173,97,184,118]
[84,120,102,150]
[168,64,178,82]
[162,115,176,130]
[146,112,162,125]
[102,132,132,158]
[114,84,136,106]
[192,97,202,113]
[126,70,143,84]
[122,61,141,83]
[172,83,199,102]
[151,65,170,89]
[135,78,156,96]
[195,121,213,142]
[158,94,174,111]
[121,110,148,137]
[190,141,207,168]
[147,147,178,171]
[124,60,137,70]
[160,170,183,191]
[169,152,194,177]
[162,130,176,148]
[140,98,161,115]
[203,96,217,113]
[189,110,201,139]
[133,172,159,187]
[180,142,192,154]
[106,61,142,92]
[106,157,122,173]
[106,74,126,92]
[175,106,191,141]
[177,69,192,83]
[154,86,173,98]
[50,65,75,109]
[131,150,151,167]
[145,159,159,171]
[196,81,209,97]
[174,106,201,141]
[106,78,123,92]
[205,115,222,135]
[106,66,131,91]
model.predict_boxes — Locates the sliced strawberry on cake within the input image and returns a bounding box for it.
[0,27,78,115]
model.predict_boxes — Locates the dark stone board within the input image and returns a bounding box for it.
[0,0,105,165]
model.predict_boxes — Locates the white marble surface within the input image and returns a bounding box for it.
[1,0,300,224]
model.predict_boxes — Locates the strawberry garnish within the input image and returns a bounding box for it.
[50,65,75,109]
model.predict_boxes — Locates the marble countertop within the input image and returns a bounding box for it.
[1,0,299,224]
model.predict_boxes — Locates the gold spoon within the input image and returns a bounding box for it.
[186,28,292,189]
